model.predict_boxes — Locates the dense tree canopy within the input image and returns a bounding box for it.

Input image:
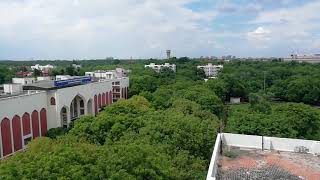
[1,59,320,179]
[0,96,218,179]
[225,103,320,140]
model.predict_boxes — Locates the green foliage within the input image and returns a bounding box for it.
[223,151,238,159]
[0,96,217,179]
[33,68,42,77]
[2,58,320,179]
[225,103,320,140]
[0,65,13,84]
[45,127,68,139]
[249,93,272,114]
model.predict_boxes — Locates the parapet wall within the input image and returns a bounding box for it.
[222,133,320,154]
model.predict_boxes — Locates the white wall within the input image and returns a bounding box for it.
[12,78,35,85]
[206,134,221,180]
[266,137,320,154]
[3,84,23,94]
[0,92,47,120]
[222,133,262,149]
[222,133,320,154]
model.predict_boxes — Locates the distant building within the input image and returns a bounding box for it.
[166,50,171,59]
[145,63,176,72]
[283,54,320,63]
[197,63,223,77]
[85,68,129,80]
[72,64,81,69]
[12,77,36,85]
[15,71,33,77]
[31,64,54,71]
[230,97,241,104]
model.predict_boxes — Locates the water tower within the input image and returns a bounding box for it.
[166,50,171,59]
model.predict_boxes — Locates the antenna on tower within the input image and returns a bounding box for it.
[166,50,171,59]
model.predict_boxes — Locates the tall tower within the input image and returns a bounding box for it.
[166,50,171,59]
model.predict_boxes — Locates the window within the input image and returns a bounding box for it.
[23,137,32,147]
[50,97,56,105]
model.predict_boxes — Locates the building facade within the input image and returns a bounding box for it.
[197,63,223,77]
[145,63,176,72]
[0,73,129,158]
[283,54,320,63]
[85,68,129,80]
[31,64,54,71]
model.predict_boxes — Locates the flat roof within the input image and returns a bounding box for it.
[0,91,45,100]
[217,147,320,180]
[23,80,98,90]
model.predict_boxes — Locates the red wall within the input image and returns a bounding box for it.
[22,113,31,136]
[32,111,40,138]
[1,118,12,156]
[40,109,47,136]
[106,92,109,105]
[94,95,98,115]
[12,115,22,152]
[98,94,102,108]
[127,87,129,99]
[109,91,112,104]
[102,93,106,105]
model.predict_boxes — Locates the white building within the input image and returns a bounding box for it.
[197,64,223,77]
[145,63,176,72]
[12,77,36,85]
[283,54,320,63]
[72,64,81,69]
[85,68,129,80]
[0,71,129,158]
[31,64,54,71]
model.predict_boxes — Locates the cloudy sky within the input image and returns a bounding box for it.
[0,0,320,60]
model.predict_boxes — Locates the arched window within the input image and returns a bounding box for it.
[1,118,12,156]
[32,110,40,138]
[94,95,98,115]
[50,97,56,105]
[98,94,102,108]
[102,93,106,106]
[12,115,22,152]
[40,108,47,136]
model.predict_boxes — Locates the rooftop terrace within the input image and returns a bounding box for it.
[217,147,320,180]
[207,133,320,180]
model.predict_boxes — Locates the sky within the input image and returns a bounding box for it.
[0,0,320,60]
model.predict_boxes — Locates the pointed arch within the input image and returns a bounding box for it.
[87,99,93,115]
[106,92,109,105]
[40,108,47,136]
[60,106,69,128]
[50,97,56,105]
[94,95,98,115]
[102,93,106,106]
[98,94,102,108]
[12,115,22,152]
[32,110,40,138]
[1,118,12,156]
[109,91,113,104]
[22,113,31,136]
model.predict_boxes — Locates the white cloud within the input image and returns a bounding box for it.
[252,1,320,25]
[0,0,218,59]
[247,27,271,49]
[247,1,320,53]
[248,27,271,39]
